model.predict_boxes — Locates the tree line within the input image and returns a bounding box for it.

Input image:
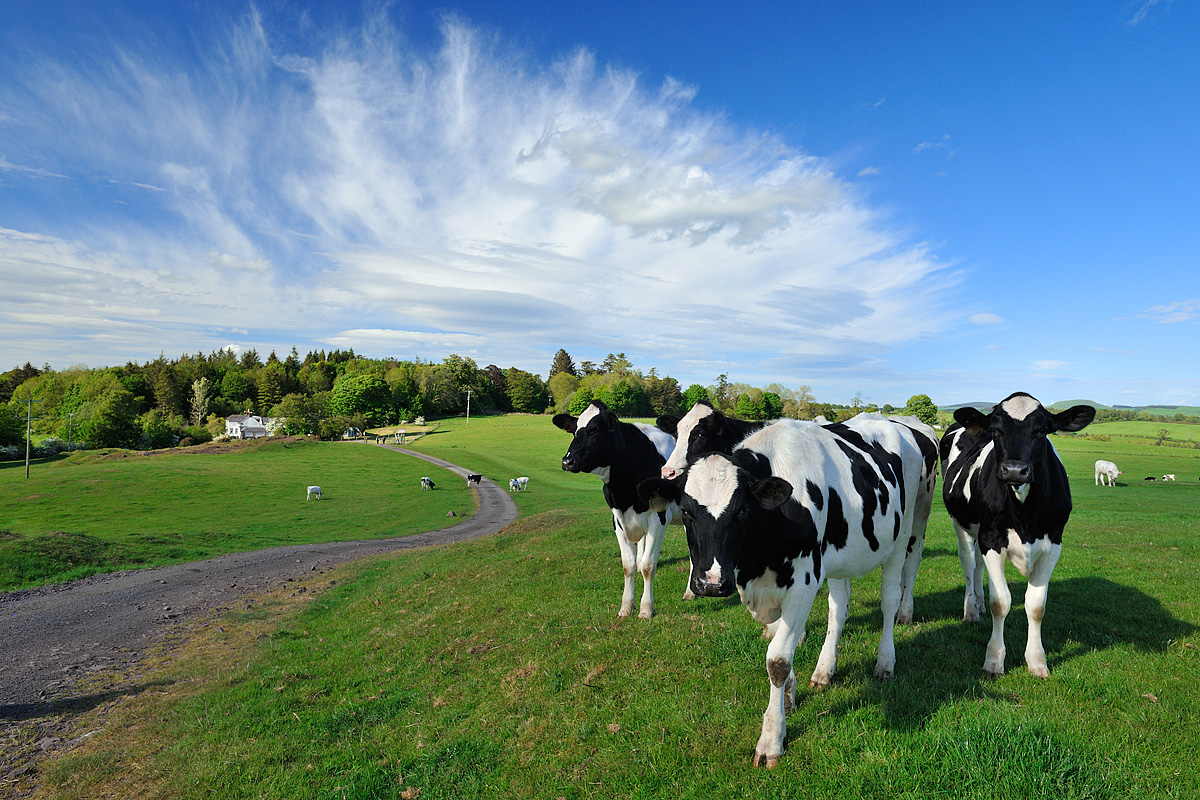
[0,348,938,453]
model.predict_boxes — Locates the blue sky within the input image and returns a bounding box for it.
[1,1,1196,407]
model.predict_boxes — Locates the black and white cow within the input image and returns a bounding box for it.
[940,392,1095,678]
[656,403,939,628]
[554,401,682,619]
[656,400,768,480]
[639,418,924,768]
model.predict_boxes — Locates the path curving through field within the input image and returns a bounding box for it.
[0,444,517,723]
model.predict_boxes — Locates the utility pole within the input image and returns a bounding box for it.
[465,389,472,430]
[20,398,42,479]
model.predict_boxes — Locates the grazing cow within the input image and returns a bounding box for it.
[420,476,435,491]
[306,485,322,501]
[940,393,1095,678]
[656,403,938,626]
[509,476,529,491]
[639,418,924,768]
[1144,476,1156,481]
[554,401,682,618]
[1162,474,1176,481]
[466,473,483,484]
[1094,460,1121,486]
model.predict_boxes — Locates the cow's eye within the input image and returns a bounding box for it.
[681,510,693,524]
[736,505,750,521]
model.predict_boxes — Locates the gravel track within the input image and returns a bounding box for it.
[0,445,518,791]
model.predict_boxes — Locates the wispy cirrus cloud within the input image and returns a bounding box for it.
[0,12,956,382]
[1138,298,1200,324]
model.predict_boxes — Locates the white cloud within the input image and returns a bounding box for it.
[857,166,881,177]
[0,156,69,179]
[1138,298,1200,324]
[0,14,956,383]
[1033,360,1069,371]
[1129,0,1170,25]
[969,312,1005,326]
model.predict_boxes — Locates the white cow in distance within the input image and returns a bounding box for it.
[1162,474,1176,481]
[306,485,323,500]
[1094,460,1121,486]
[509,476,530,492]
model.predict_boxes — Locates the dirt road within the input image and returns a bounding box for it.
[0,445,518,789]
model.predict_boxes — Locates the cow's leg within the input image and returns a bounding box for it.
[981,549,1011,677]
[874,550,907,680]
[896,499,930,625]
[634,518,667,619]
[1023,544,1061,678]
[810,578,850,687]
[753,584,819,769]
[612,513,638,618]
[954,524,986,622]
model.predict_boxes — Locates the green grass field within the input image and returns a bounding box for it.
[1085,419,1200,444]
[0,437,474,590]
[21,417,1200,798]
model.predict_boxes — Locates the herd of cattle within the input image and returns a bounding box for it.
[1095,459,1179,484]
[554,392,1103,768]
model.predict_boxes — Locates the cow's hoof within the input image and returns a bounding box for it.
[682,589,696,601]
[983,664,1005,679]
[617,608,633,618]
[808,673,831,689]
[752,751,782,769]
[873,666,894,681]
[1028,664,1050,679]
[896,610,913,625]
[638,609,654,620]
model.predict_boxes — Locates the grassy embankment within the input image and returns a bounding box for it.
[0,436,472,591]
[22,416,1200,798]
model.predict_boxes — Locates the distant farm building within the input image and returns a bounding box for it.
[226,414,271,439]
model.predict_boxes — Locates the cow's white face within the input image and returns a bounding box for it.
[663,403,715,478]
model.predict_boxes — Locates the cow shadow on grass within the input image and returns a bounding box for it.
[801,577,1196,733]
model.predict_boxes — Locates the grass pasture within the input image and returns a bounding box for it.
[0,437,473,590]
[1085,419,1200,444]
[23,418,1200,798]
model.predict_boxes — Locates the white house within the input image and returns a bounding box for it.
[226,414,269,439]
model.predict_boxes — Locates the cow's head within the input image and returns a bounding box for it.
[656,401,733,479]
[553,401,620,475]
[639,453,792,598]
[954,393,1095,486]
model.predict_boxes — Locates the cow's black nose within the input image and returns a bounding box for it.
[693,579,734,598]
[1000,460,1031,485]
[561,457,575,472]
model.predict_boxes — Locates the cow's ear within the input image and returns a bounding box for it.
[638,477,681,510]
[954,406,989,434]
[751,476,793,510]
[656,414,680,437]
[597,407,619,430]
[1052,404,1096,433]
[552,414,577,433]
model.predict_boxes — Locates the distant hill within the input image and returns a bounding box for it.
[939,401,998,412]
[1046,399,1111,411]
[938,399,1199,418]
[1110,405,1200,418]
